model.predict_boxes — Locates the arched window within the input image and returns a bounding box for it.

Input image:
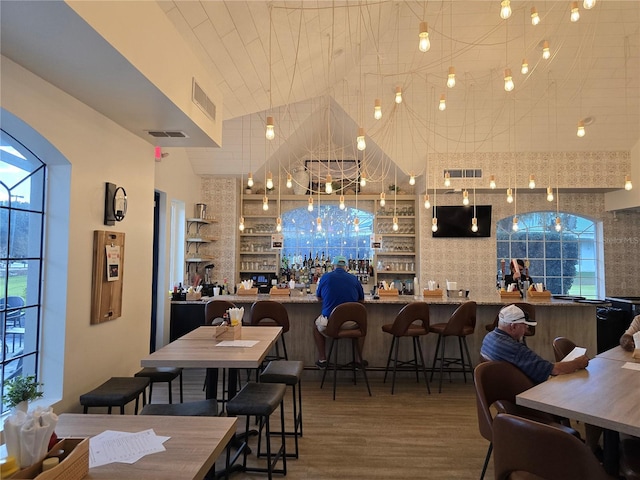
[281,205,374,266]
[496,211,600,298]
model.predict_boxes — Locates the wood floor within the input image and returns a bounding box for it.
[151,366,494,480]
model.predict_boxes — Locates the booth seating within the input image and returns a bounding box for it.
[80,377,149,414]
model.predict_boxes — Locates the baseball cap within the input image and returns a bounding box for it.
[332,255,347,266]
[498,304,537,326]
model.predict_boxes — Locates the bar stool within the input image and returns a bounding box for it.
[79,377,149,414]
[320,302,371,400]
[250,300,290,361]
[259,360,304,458]
[134,367,183,404]
[225,382,287,480]
[140,399,218,416]
[429,301,477,393]
[485,303,535,345]
[381,302,431,394]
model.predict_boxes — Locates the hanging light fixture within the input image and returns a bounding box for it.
[500,0,512,19]
[418,21,431,52]
[471,217,478,233]
[266,172,274,190]
[583,0,596,9]
[392,216,399,231]
[529,175,536,189]
[374,99,382,120]
[462,189,470,206]
[625,175,633,191]
[489,175,497,189]
[356,127,366,151]
[423,194,431,209]
[307,196,314,212]
[379,192,386,207]
[262,195,269,211]
[265,116,275,140]
[546,186,554,201]
[395,86,403,104]
[504,68,514,92]
[431,217,438,232]
[506,187,514,203]
[542,40,551,59]
[276,216,282,232]
[439,93,447,111]
[531,7,540,25]
[512,216,519,231]
[576,120,586,137]
[447,66,456,88]
[409,174,416,186]
[555,216,562,232]
[444,171,451,187]
[325,173,333,194]
[353,217,360,232]
[339,194,346,210]
[570,1,580,22]
[316,217,322,232]
[360,172,367,187]
[247,172,254,188]
[239,216,245,231]
[286,173,292,189]
[521,59,529,75]
[555,186,562,231]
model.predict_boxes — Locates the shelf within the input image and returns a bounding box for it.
[186,257,215,263]
[376,252,416,256]
[378,233,415,237]
[186,218,218,224]
[242,215,278,219]
[240,233,276,237]
[186,237,217,243]
[240,252,278,255]
[377,270,416,275]
[376,215,415,219]
[239,269,278,274]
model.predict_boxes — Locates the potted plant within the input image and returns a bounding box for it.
[2,375,44,412]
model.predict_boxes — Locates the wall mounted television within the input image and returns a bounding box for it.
[432,205,492,238]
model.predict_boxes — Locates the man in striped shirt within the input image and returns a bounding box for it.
[481,304,589,384]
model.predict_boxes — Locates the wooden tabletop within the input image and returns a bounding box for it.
[55,414,236,480]
[596,345,638,362]
[517,357,640,438]
[141,326,282,369]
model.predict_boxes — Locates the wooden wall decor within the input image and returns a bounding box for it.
[91,230,125,324]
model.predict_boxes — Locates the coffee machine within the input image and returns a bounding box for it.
[201,264,216,296]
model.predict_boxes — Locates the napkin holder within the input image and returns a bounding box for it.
[13,438,89,480]
[500,291,522,299]
[186,291,202,301]
[269,287,290,296]
[632,349,640,360]
[216,324,242,341]
[528,290,552,299]
[423,289,443,297]
[378,288,399,297]
[237,287,258,296]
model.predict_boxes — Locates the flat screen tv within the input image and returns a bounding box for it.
[432,205,492,238]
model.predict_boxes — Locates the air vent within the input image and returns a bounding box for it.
[444,169,483,179]
[147,130,189,138]
[192,78,217,121]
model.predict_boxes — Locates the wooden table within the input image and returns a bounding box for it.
[517,356,640,474]
[55,414,236,479]
[596,345,637,363]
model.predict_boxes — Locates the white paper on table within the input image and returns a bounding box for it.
[89,429,168,468]
[561,346,587,362]
[622,362,640,371]
[216,340,259,347]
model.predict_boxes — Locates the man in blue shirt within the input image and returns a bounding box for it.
[481,304,589,384]
[314,255,365,368]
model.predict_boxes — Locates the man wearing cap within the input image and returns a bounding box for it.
[313,255,365,368]
[481,304,589,384]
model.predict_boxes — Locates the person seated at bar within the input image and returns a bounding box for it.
[620,314,640,351]
[313,255,365,369]
[503,259,534,290]
[481,304,589,384]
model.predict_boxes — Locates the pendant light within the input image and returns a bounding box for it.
[583,0,596,9]
[316,216,322,232]
[446,66,456,88]
[504,69,514,92]
[506,187,513,203]
[489,175,497,189]
[307,196,314,212]
[276,216,282,232]
[286,173,292,189]
[266,172,274,190]
[339,195,346,209]
[431,217,438,233]
[521,59,529,75]
[265,116,275,140]
[542,40,551,60]
[392,165,398,231]
[247,172,254,188]
[529,175,536,189]
[262,195,269,211]
[354,217,360,232]
[546,186,554,202]
[462,189,470,206]
[374,99,382,120]
[423,194,430,209]
[325,173,333,194]
[625,175,633,191]
[512,216,519,231]
[395,86,403,104]
[576,120,586,137]
[444,171,451,187]
[380,192,386,207]
[439,94,447,111]
[570,2,580,22]
[239,216,245,231]
[531,7,540,25]
[356,127,366,151]
[500,0,512,19]
[409,174,416,186]
[418,22,431,52]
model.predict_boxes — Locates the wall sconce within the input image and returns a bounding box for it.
[104,182,127,225]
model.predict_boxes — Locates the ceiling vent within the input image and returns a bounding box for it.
[146,130,189,138]
[444,168,483,179]
[192,78,217,121]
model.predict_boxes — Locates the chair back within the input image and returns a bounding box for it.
[493,414,614,480]
[441,301,476,336]
[552,336,577,362]
[250,300,290,332]
[326,302,367,338]
[204,300,236,325]
[389,302,429,336]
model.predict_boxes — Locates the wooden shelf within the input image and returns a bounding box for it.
[376,252,416,256]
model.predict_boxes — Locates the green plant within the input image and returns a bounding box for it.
[388,184,399,192]
[2,375,44,408]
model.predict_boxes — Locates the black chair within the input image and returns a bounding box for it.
[135,366,183,404]
[553,336,577,362]
[250,300,290,361]
[205,299,236,326]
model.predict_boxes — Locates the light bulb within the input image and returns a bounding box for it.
[507,187,513,203]
[307,196,314,212]
[395,86,403,104]
[547,186,554,202]
[625,175,633,191]
[286,173,292,189]
[531,7,540,25]
[471,217,478,232]
[276,217,282,232]
[266,172,273,190]
[431,217,438,232]
[577,120,586,137]
[583,0,596,9]
[447,66,456,88]
[262,195,269,211]
[356,127,366,151]
[392,216,399,231]
[512,216,519,231]
[380,192,386,207]
[424,194,431,209]
[247,173,254,188]
[500,0,512,19]
[444,171,451,187]
[521,59,529,75]
[489,175,496,189]
[504,68,514,92]
[529,175,536,189]
[339,195,346,209]
[325,174,333,194]
[409,174,416,186]
[374,98,382,120]
[542,40,550,60]
[570,2,580,22]
[265,116,275,140]
[418,22,431,52]
[439,94,447,111]
[239,216,245,231]
[354,217,360,232]
[360,176,367,187]
[555,216,562,232]
[316,217,322,232]
[462,190,470,206]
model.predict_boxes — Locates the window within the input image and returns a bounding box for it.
[496,211,600,298]
[1,129,46,414]
[281,205,374,265]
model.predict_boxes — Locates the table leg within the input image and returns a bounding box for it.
[602,429,620,477]
[205,368,219,400]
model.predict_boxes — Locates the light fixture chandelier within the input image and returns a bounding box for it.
[339,195,346,209]
[462,189,470,206]
[576,120,586,137]
[316,216,322,232]
[374,99,382,120]
[395,86,403,104]
[354,216,360,232]
[512,216,519,231]
[570,2,580,22]
[625,175,633,191]
[356,127,366,151]
[418,21,431,52]
[500,0,512,19]
[547,186,554,201]
[555,216,562,232]
[447,66,456,88]
[531,7,540,25]
[431,217,438,232]
[444,171,451,187]
[521,59,529,75]
[583,0,596,10]
[286,173,292,189]
[471,217,478,233]
[506,187,514,203]
[266,171,274,190]
[380,192,386,207]
[409,174,416,186]
[247,172,254,188]
[307,195,314,212]
[489,175,497,189]
[262,195,269,211]
[529,175,536,189]
[325,173,332,194]
[265,116,275,140]
[504,68,514,92]
[276,216,282,232]
[392,216,399,231]
[239,216,245,232]
[439,93,447,111]
[542,40,551,59]
[424,194,430,209]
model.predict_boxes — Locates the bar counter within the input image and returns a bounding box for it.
[171,293,600,369]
